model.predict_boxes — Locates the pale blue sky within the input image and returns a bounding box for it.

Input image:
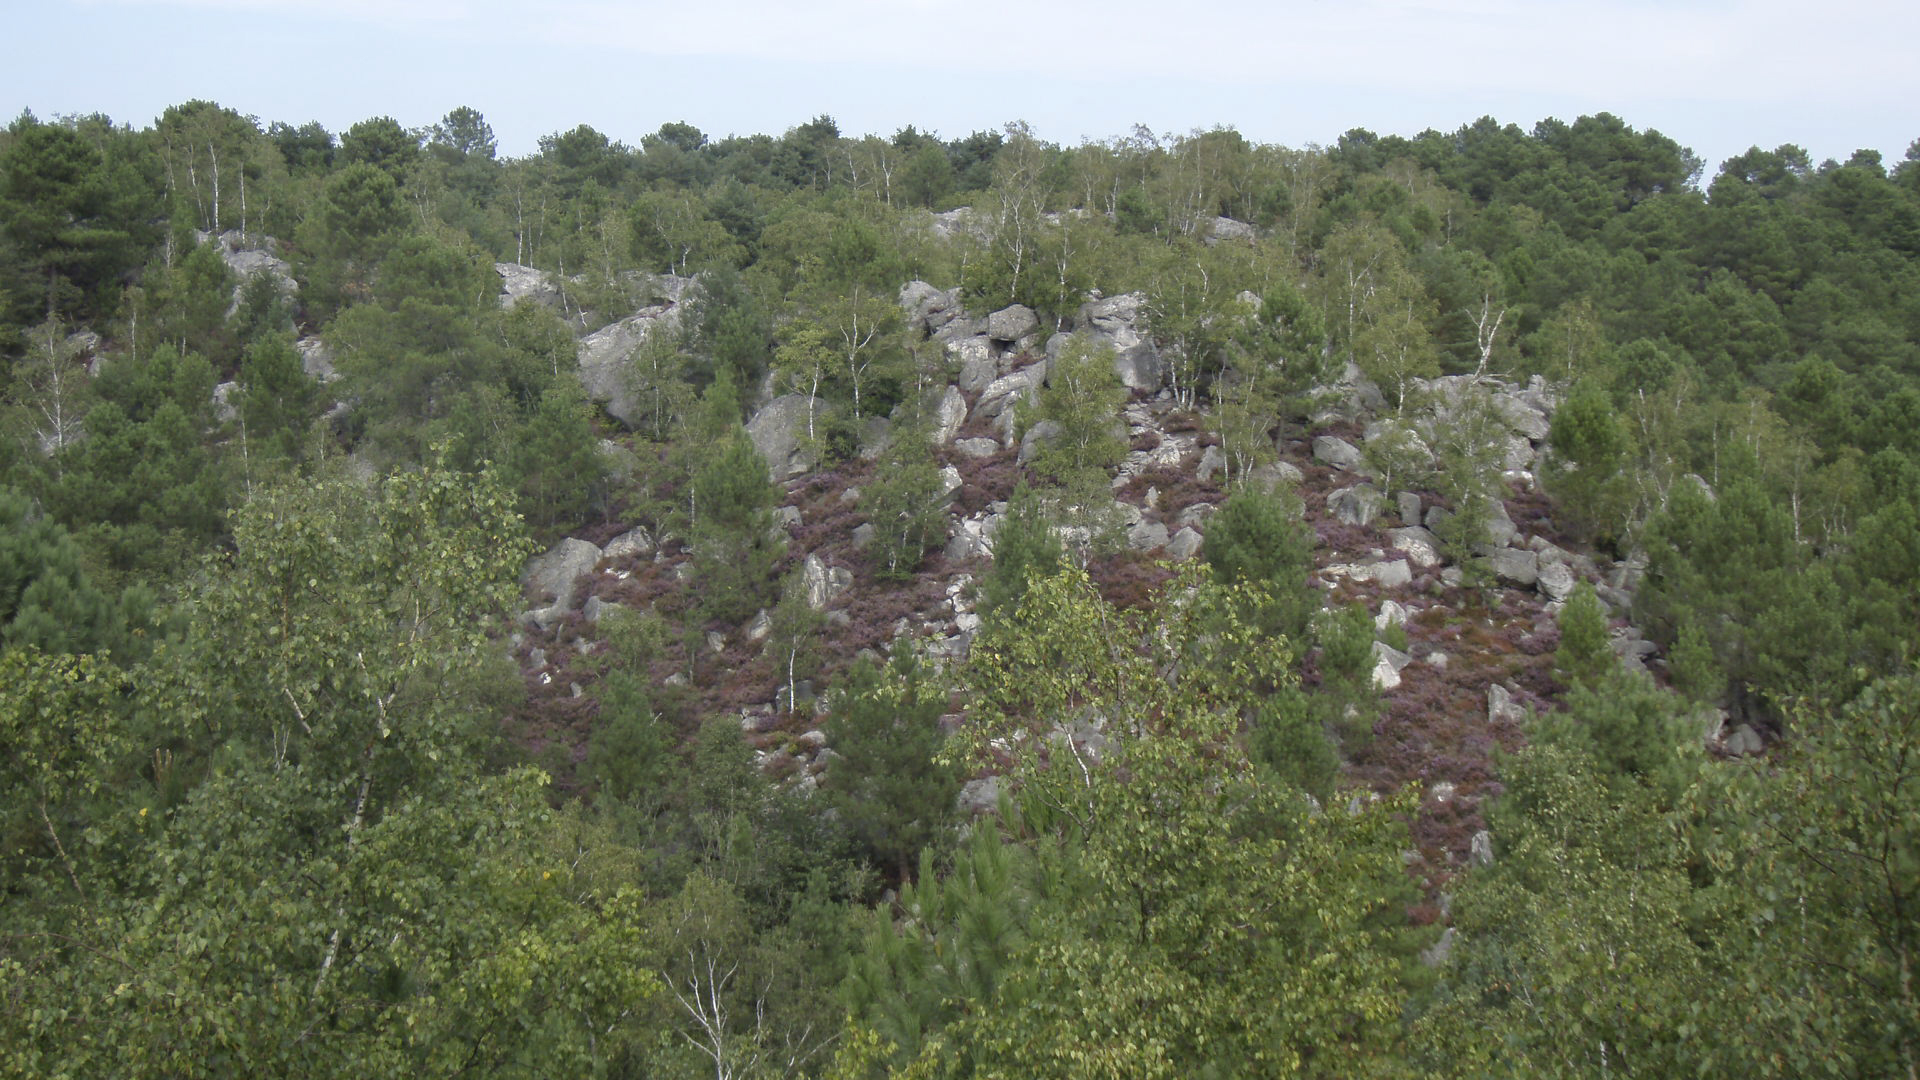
[9,0,1917,178]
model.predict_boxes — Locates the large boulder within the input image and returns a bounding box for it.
[495,262,562,310]
[1202,216,1255,245]
[1388,526,1444,569]
[986,303,1039,342]
[296,336,338,383]
[576,307,678,426]
[802,553,853,610]
[1327,484,1385,527]
[522,538,603,628]
[1483,547,1539,587]
[931,385,968,445]
[1070,292,1161,390]
[975,364,1047,421]
[1312,435,1364,471]
[1536,560,1577,602]
[199,230,297,316]
[746,395,820,480]
[1017,419,1063,465]
[1371,641,1413,690]
[899,280,962,335]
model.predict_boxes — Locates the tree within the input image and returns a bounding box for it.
[1202,485,1318,639]
[976,482,1065,617]
[1028,335,1126,483]
[822,652,958,878]
[861,404,949,581]
[0,113,159,324]
[1553,581,1613,690]
[688,426,782,624]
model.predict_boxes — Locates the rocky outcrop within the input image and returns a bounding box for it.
[931,385,968,445]
[1312,436,1364,471]
[576,306,679,425]
[986,303,1038,342]
[496,262,563,310]
[296,336,337,383]
[1068,292,1162,390]
[522,538,603,629]
[746,395,821,480]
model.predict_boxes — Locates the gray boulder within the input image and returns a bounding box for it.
[495,262,562,310]
[1483,547,1539,587]
[1389,526,1444,568]
[1195,444,1227,483]
[1312,435,1364,471]
[956,351,999,394]
[603,526,655,560]
[296,336,338,383]
[576,308,678,425]
[1017,419,1063,466]
[1371,641,1412,689]
[1724,724,1764,757]
[986,303,1039,342]
[1470,830,1495,867]
[1361,558,1412,589]
[522,538,603,627]
[1327,484,1385,527]
[1487,683,1526,725]
[975,364,1047,420]
[931,385,968,445]
[1128,520,1170,552]
[1536,560,1577,601]
[954,437,1001,458]
[746,395,819,480]
[1167,526,1204,561]
[801,553,853,610]
[899,280,961,335]
[1202,216,1256,245]
[1396,491,1423,526]
[1071,292,1161,390]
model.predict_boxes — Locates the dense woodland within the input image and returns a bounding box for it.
[1,101,1918,1077]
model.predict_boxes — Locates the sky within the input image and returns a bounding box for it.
[7,0,1917,179]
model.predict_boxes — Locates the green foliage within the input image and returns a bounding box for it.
[861,406,949,580]
[823,652,958,876]
[976,482,1064,618]
[1202,485,1318,638]
[1552,581,1613,690]
[1028,335,1126,483]
[688,427,782,624]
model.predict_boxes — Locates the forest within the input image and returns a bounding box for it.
[1,100,1918,1078]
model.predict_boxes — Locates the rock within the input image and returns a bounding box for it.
[946,515,999,561]
[1017,419,1063,465]
[1483,547,1539,587]
[931,385,967,445]
[1168,527,1204,561]
[603,526,655,560]
[775,505,803,529]
[899,280,961,334]
[954,437,1001,458]
[1195,444,1227,483]
[1247,460,1304,489]
[946,335,997,381]
[1375,600,1408,630]
[1128,520,1170,552]
[1487,683,1526,725]
[1421,926,1457,968]
[1070,292,1161,390]
[1396,491,1422,526]
[1724,724,1764,757]
[1536,560,1577,601]
[1202,216,1255,245]
[1312,436,1364,470]
[1469,830,1494,867]
[212,381,239,424]
[956,351,999,394]
[522,537,603,626]
[975,365,1046,420]
[1483,499,1519,550]
[1371,559,1414,588]
[575,308,678,425]
[802,553,853,610]
[1371,641,1412,689]
[582,595,612,623]
[1327,484,1385,527]
[495,262,562,310]
[935,465,963,508]
[851,522,876,548]
[986,303,1039,342]
[957,775,1000,815]
[1440,566,1464,588]
[745,395,820,480]
[744,608,773,643]
[296,336,338,382]
[1173,502,1215,530]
